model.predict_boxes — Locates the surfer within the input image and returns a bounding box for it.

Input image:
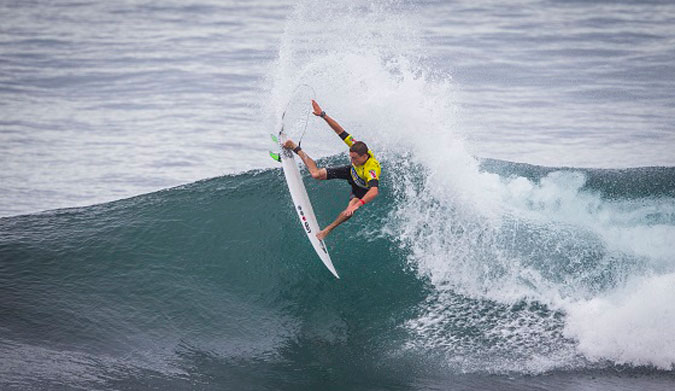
[283,100,381,240]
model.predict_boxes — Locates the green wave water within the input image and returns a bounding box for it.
[1,158,674,390]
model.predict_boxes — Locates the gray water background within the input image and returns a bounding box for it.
[1,0,674,217]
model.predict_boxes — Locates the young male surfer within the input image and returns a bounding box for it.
[283,100,381,240]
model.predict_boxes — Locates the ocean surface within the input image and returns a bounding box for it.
[1,0,675,390]
[2,0,675,216]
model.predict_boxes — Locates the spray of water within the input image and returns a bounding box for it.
[263,0,675,373]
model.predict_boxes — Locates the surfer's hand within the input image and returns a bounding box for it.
[283,140,297,150]
[311,100,323,116]
[345,203,360,216]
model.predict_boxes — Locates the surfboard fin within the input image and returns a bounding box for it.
[269,151,281,162]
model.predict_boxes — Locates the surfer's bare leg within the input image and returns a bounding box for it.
[283,140,327,180]
[317,198,361,240]
[297,151,327,180]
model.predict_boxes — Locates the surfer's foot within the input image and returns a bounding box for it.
[316,229,330,241]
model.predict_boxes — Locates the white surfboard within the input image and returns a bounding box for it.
[278,130,339,279]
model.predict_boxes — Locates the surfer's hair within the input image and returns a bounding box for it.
[350,141,369,156]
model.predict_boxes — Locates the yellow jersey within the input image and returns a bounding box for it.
[340,132,381,190]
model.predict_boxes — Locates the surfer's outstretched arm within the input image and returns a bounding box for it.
[312,100,346,136]
[283,139,327,180]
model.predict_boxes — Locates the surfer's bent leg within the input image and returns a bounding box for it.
[317,198,360,240]
[285,140,327,180]
[296,150,327,180]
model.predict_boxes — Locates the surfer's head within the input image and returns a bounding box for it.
[349,141,370,165]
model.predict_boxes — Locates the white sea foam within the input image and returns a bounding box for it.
[270,0,675,373]
[563,273,675,370]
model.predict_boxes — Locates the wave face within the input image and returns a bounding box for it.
[1,160,674,389]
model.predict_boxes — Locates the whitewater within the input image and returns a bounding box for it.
[266,0,675,373]
[1,0,675,390]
